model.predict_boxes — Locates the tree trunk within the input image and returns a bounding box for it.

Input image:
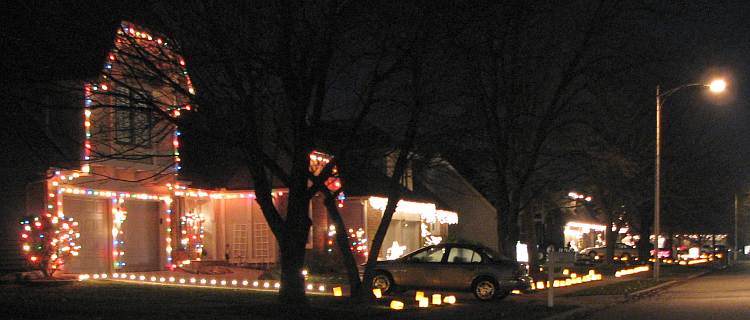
[522,208,539,273]
[604,216,618,265]
[497,195,520,260]
[323,193,363,300]
[277,189,312,304]
[361,148,411,299]
[637,207,652,260]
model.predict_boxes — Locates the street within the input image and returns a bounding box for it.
[586,262,750,320]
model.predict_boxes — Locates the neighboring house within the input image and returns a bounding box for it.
[418,159,499,252]
[26,22,493,274]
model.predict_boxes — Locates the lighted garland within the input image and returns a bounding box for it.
[326,226,368,259]
[111,197,127,269]
[309,151,346,207]
[179,211,206,260]
[19,213,81,278]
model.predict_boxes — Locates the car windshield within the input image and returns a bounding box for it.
[479,246,508,262]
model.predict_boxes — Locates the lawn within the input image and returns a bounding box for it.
[0,280,575,319]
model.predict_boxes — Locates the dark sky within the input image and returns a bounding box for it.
[1,1,749,234]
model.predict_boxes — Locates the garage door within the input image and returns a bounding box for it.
[122,200,160,271]
[63,197,109,273]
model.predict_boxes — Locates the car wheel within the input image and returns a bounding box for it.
[371,271,394,294]
[472,277,498,301]
[495,290,510,300]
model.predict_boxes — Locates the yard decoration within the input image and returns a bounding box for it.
[19,213,81,278]
[389,300,404,310]
[418,297,430,308]
[415,290,425,301]
[431,294,442,305]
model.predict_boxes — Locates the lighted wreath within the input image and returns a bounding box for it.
[19,213,81,278]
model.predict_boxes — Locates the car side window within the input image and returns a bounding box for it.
[447,248,482,263]
[408,247,446,263]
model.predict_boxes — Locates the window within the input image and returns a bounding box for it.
[232,224,248,263]
[253,222,270,259]
[114,86,152,146]
[407,246,445,263]
[447,248,482,263]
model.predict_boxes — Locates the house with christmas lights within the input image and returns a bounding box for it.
[26,22,491,274]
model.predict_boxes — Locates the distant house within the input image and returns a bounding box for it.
[26,22,495,274]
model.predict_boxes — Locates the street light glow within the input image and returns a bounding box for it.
[708,79,726,93]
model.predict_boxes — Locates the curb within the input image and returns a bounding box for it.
[624,280,677,299]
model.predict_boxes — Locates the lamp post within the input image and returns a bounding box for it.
[653,79,726,281]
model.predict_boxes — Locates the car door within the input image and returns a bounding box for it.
[400,246,447,288]
[432,246,483,290]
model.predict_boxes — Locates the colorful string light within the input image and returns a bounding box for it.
[19,211,81,277]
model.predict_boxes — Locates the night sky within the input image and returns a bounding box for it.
[1,1,749,235]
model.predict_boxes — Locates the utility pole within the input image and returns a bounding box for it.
[654,85,661,281]
[735,193,740,263]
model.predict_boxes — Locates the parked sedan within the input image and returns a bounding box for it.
[578,243,639,260]
[370,243,531,301]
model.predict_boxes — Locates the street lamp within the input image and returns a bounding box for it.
[654,78,726,281]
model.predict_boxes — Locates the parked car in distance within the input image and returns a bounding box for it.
[578,243,639,261]
[369,243,531,301]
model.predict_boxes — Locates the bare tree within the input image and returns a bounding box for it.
[449,1,649,259]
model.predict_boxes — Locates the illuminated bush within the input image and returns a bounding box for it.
[19,213,81,278]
